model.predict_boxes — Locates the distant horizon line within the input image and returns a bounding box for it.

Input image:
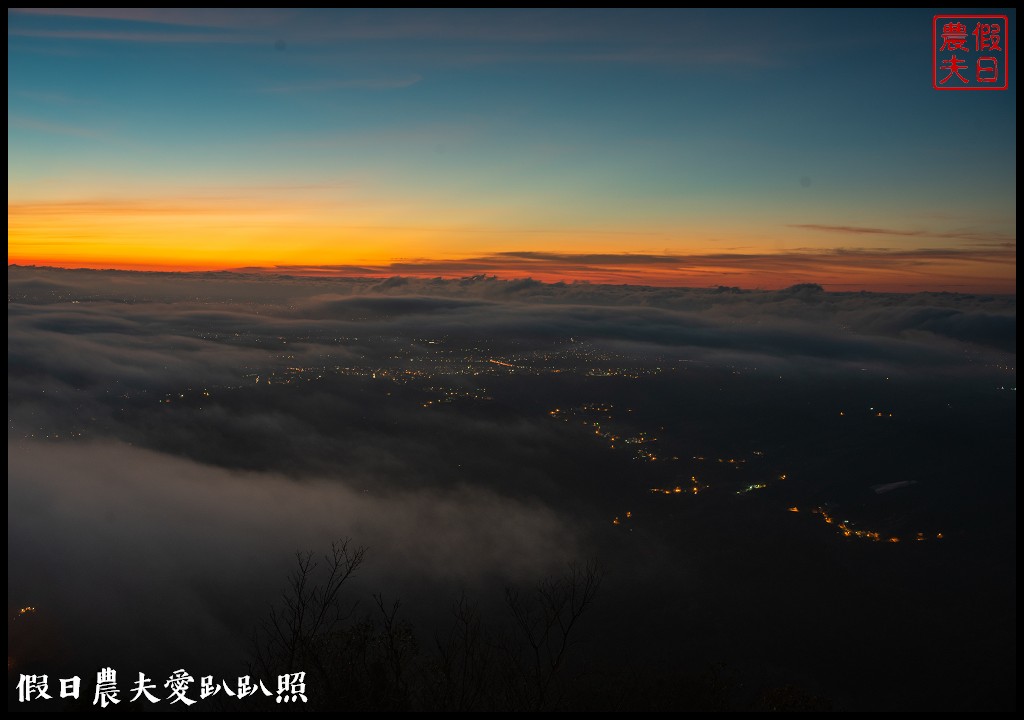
[8,241,1016,295]
[8,263,1017,297]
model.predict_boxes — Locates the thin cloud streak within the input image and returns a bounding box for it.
[789,224,1015,245]
[8,28,259,44]
[8,113,100,139]
[8,8,778,66]
[260,76,423,93]
[8,7,287,29]
[246,245,1016,293]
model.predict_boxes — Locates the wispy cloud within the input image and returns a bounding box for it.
[791,224,929,237]
[14,90,77,105]
[8,8,778,66]
[8,7,280,44]
[260,75,422,93]
[8,8,286,29]
[7,197,288,218]
[8,28,258,44]
[498,251,684,265]
[8,8,590,42]
[8,113,100,138]
[789,224,1015,245]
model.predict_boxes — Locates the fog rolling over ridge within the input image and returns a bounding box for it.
[7,266,1016,710]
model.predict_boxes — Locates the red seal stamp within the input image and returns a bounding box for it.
[934,15,1009,90]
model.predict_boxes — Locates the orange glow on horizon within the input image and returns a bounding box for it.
[8,196,1016,292]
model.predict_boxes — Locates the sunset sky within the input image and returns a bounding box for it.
[7,8,1017,291]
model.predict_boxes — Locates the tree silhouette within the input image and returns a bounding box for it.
[249,541,602,711]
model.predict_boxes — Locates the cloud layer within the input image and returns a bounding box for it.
[7,266,1016,708]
